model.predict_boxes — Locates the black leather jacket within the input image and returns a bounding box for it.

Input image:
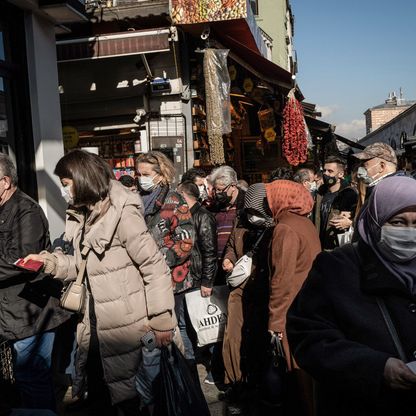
[190,202,218,288]
[0,189,69,341]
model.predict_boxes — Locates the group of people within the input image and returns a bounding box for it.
[0,140,416,416]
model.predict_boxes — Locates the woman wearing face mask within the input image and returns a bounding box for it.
[136,151,194,294]
[24,150,176,416]
[221,183,274,411]
[287,176,416,416]
[265,179,321,416]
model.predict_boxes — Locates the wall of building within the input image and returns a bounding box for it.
[255,0,290,69]
[365,106,410,134]
[25,12,66,240]
[360,104,416,150]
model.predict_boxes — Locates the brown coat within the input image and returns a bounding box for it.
[269,211,321,369]
[52,180,176,404]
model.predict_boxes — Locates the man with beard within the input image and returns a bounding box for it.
[314,156,357,250]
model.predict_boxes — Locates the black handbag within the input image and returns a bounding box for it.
[259,333,288,407]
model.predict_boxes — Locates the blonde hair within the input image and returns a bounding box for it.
[136,151,175,185]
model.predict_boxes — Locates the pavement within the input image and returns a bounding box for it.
[59,364,226,416]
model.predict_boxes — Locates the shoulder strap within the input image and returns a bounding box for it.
[251,229,268,252]
[376,296,407,362]
[74,246,90,285]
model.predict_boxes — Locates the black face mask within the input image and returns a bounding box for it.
[215,192,232,207]
[323,174,337,187]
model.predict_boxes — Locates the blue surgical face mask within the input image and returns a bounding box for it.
[60,185,74,205]
[377,225,416,263]
[357,167,373,185]
[138,175,157,192]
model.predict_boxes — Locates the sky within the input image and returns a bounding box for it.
[290,0,416,140]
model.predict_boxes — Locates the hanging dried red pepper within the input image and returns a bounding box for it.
[282,89,307,166]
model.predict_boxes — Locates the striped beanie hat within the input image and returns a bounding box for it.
[244,183,274,227]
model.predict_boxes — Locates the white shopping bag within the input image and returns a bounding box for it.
[185,285,229,347]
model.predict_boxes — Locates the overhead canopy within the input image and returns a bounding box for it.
[217,35,294,90]
[56,28,171,62]
[305,115,365,150]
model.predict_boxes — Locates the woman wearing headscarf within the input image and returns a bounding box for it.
[287,176,416,416]
[265,179,321,415]
[222,183,274,402]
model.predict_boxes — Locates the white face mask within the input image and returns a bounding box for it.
[198,184,208,201]
[61,185,74,205]
[138,175,157,192]
[247,213,266,227]
[377,225,416,263]
[308,181,318,193]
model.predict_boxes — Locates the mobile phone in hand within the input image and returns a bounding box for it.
[140,330,157,351]
[14,258,44,273]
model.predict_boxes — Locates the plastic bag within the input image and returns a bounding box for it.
[153,344,210,416]
[203,48,231,165]
[185,285,229,347]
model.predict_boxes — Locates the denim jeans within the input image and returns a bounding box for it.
[174,292,196,361]
[13,331,56,411]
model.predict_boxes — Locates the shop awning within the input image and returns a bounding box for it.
[305,115,365,150]
[217,35,293,89]
[56,28,171,62]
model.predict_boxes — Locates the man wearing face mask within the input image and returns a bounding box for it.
[314,156,358,250]
[0,154,69,411]
[209,166,245,273]
[353,142,401,200]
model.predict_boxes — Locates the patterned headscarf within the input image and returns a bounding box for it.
[244,183,274,227]
[357,176,416,292]
[265,180,314,220]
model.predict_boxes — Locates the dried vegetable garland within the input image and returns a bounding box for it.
[282,90,308,166]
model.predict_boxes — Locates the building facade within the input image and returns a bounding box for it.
[1,0,87,239]
[253,0,296,73]
[364,92,415,135]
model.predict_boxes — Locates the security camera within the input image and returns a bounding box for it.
[133,115,141,124]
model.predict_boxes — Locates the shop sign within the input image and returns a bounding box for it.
[243,78,254,93]
[264,127,277,143]
[170,0,247,25]
[228,65,237,81]
[62,126,79,149]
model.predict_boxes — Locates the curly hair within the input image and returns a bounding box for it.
[136,151,176,185]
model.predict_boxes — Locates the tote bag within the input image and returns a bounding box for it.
[185,285,229,347]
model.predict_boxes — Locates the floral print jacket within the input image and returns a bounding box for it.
[144,186,194,293]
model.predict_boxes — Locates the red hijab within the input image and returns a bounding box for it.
[265,180,313,220]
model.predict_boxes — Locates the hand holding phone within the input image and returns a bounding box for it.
[14,258,44,273]
[140,330,157,351]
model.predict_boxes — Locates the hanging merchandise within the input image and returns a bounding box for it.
[258,108,276,132]
[282,89,308,166]
[204,48,232,165]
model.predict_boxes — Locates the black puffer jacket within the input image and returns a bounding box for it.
[287,241,416,416]
[0,190,69,342]
[189,202,217,288]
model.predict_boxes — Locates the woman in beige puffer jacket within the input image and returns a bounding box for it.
[26,150,176,415]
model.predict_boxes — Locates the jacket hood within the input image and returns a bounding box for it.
[265,180,313,219]
[67,180,143,254]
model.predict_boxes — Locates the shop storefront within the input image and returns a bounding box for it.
[57,25,191,184]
